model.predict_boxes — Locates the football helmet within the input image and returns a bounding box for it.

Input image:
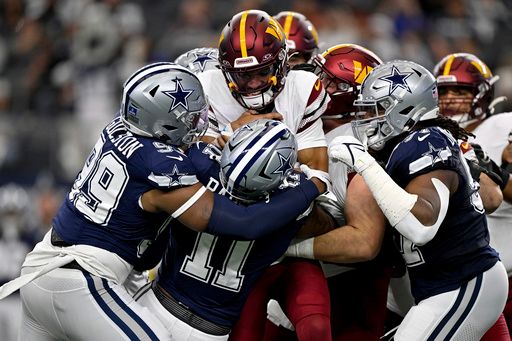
[220,119,297,202]
[313,44,382,119]
[274,11,319,64]
[218,10,288,110]
[352,60,438,150]
[433,53,502,125]
[121,62,209,146]
[174,47,219,74]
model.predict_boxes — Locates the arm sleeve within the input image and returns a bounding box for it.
[206,179,320,240]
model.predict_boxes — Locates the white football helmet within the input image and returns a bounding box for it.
[121,62,209,146]
[174,47,219,74]
[352,60,438,150]
[220,119,297,202]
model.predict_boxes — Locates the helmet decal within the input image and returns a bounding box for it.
[163,77,194,111]
[379,65,414,95]
[353,60,374,84]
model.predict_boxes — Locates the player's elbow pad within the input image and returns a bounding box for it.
[206,180,319,240]
[393,178,450,246]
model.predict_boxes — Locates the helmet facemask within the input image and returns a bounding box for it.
[223,49,288,110]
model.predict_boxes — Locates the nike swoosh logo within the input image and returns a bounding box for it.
[314,79,321,91]
[166,155,184,161]
[418,134,430,141]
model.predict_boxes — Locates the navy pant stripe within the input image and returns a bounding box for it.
[427,282,467,341]
[101,277,160,341]
[84,273,140,340]
[445,273,483,340]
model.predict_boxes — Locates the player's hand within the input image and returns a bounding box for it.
[230,110,283,131]
[328,135,375,173]
[214,131,231,149]
[299,164,331,193]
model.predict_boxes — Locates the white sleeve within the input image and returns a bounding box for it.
[296,119,327,150]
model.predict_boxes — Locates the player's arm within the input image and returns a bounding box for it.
[298,146,328,172]
[287,174,387,263]
[141,177,325,240]
[329,136,458,246]
[477,173,503,213]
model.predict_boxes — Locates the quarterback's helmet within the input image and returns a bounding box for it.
[174,47,219,74]
[218,10,288,110]
[433,53,501,124]
[121,62,208,146]
[220,119,297,202]
[313,44,382,119]
[274,11,319,64]
[352,60,438,150]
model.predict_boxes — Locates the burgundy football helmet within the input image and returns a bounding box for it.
[433,53,502,124]
[312,44,382,119]
[274,11,319,64]
[218,10,288,110]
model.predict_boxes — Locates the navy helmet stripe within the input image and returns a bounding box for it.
[232,131,285,188]
[225,125,286,182]
[124,62,174,87]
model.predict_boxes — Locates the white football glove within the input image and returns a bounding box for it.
[299,164,331,193]
[328,136,376,174]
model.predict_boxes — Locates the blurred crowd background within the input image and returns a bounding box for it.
[0,0,511,338]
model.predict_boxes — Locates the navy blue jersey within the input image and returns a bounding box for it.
[386,127,499,302]
[52,116,200,267]
[157,142,305,327]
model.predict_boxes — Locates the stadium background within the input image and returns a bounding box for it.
[0,0,511,339]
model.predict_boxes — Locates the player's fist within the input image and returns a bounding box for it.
[328,135,375,173]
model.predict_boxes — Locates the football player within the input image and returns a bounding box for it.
[434,53,512,339]
[273,11,319,67]
[1,63,326,340]
[135,119,329,340]
[199,9,330,173]
[329,60,508,340]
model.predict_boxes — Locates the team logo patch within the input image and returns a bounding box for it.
[163,77,193,112]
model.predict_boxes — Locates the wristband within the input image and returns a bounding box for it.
[285,238,315,259]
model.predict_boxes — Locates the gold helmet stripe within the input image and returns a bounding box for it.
[283,12,294,39]
[442,54,455,75]
[470,60,492,77]
[240,11,249,57]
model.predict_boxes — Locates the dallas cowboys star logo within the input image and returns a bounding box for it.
[163,164,183,186]
[379,65,413,95]
[422,142,446,164]
[272,152,293,175]
[163,77,193,112]
[191,51,216,72]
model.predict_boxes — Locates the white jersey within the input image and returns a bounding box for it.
[198,69,329,151]
[472,112,512,276]
[320,123,356,277]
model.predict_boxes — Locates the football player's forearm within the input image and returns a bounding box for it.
[206,179,320,240]
[478,173,503,213]
[313,226,382,263]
